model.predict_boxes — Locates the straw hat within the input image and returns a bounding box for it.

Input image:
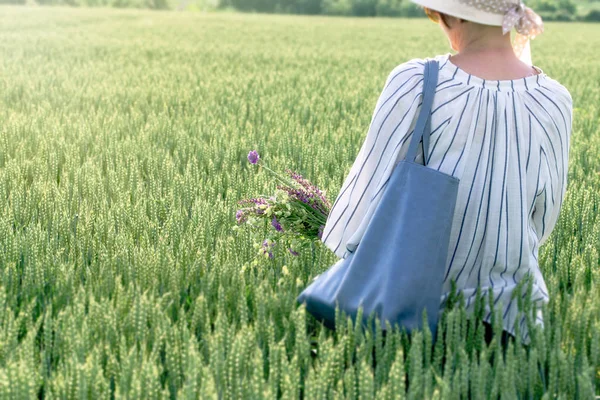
[410,0,513,26]
[409,0,544,64]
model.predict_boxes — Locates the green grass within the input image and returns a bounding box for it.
[0,6,599,398]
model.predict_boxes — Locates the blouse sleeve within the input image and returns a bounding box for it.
[532,84,573,247]
[320,59,427,259]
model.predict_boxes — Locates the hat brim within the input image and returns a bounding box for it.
[410,0,505,26]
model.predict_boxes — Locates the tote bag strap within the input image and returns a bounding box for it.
[405,59,439,166]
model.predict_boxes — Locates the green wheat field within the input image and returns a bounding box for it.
[0,6,599,399]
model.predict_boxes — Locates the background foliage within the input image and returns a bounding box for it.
[3,0,600,20]
[216,0,600,21]
[0,6,599,398]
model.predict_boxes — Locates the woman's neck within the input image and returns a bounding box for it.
[445,22,537,79]
[456,28,515,57]
[449,43,539,80]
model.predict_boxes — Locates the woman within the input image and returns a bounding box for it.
[320,0,573,350]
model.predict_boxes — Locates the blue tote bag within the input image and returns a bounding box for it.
[296,60,459,339]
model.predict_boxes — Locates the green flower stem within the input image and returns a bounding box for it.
[256,161,296,188]
[290,201,327,224]
[287,208,324,226]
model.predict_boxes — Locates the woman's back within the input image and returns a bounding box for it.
[321,53,573,345]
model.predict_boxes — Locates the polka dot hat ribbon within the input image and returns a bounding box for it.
[458,1,544,64]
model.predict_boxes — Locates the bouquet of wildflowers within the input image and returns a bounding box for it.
[234,150,331,260]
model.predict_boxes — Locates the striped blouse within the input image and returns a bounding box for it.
[320,53,573,346]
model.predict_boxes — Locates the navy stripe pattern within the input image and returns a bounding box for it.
[320,53,573,346]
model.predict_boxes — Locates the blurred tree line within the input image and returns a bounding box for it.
[218,0,420,16]
[544,0,600,21]
[2,0,599,21]
[216,0,600,21]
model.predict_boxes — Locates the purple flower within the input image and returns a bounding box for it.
[238,197,268,207]
[288,248,299,256]
[285,168,331,210]
[247,150,260,165]
[318,225,324,239]
[238,197,269,216]
[276,185,328,216]
[271,216,283,232]
[236,209,247,224]
[262,239,275,258]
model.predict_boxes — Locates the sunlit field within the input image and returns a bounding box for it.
[0,6,599,398]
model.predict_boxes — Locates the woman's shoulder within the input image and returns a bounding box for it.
[384,58,426,85]
[538,73,573,109]
[386,54,446,78]
[382,55,447,93]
